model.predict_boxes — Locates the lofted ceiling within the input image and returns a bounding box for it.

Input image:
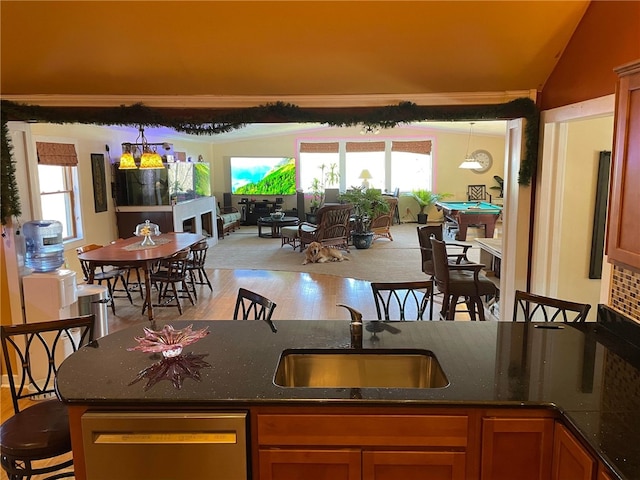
[1,1,590,97]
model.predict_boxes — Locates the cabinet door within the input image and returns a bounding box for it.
[259,449,361,480]
[363,451,466,480]
[552,424,595,480]
[481,417,554,480]
[608,61,640,268]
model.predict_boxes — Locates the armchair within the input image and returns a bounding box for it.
[370,196,398,241]
[298,203,353,252]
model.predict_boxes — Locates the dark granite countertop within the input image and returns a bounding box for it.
[56,307,640,480]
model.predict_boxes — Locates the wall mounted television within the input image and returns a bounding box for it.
[230,157,296,195]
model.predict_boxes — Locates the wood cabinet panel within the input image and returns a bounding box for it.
[608,60,640,269]
[597,463,614,480]
[552,423,595,480]
[257,414,468,447]
[481,417,554,480]
[259,449,361,480]
[363,451,466,480]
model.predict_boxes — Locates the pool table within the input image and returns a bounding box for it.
[435,201,502,240]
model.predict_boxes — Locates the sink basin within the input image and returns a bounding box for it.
[274,349,449,388]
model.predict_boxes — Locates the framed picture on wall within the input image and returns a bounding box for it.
[91,153,108,213]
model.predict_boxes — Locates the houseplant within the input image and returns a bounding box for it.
[307,163,340,222]
[404,189,452,224]
[338,186,390,249]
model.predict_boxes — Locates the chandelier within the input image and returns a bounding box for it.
[119,126,165,170]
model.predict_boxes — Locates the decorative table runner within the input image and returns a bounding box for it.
[123,237,172,251]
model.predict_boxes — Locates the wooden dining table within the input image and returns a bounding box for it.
[77,233,205,323]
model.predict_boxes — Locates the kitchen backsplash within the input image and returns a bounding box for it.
[611,265,640,323]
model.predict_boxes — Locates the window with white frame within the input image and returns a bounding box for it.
[34,142,82,241]
[298,139,433,193]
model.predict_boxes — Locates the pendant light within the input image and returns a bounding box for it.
[459,122,483,170]
[119,126,165,170]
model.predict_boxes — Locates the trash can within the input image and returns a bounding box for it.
[77,284,110,338]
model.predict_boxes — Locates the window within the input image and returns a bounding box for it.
[34,141,82,242]
[298,139,433,193]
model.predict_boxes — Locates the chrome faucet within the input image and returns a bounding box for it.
[337,304,363,349]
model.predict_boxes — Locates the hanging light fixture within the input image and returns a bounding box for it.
[118,126,165,170]
[360,124,380,135]
[459,122,483,170]
[118,143,137,169]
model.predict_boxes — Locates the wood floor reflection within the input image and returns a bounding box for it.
[107,269,382,335]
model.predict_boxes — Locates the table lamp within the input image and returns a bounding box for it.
[359,169,373,189]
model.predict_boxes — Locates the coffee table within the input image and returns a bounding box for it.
[258,216,300,238]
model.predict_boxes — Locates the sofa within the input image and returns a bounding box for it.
[216,203,241,238]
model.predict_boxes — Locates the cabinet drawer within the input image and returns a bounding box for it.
[257,414,468,448]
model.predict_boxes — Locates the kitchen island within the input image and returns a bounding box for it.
[56,306,640,480]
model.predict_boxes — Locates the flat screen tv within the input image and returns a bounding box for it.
[230,157,296,195]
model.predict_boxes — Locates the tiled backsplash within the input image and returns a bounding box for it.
[611,265,640,322]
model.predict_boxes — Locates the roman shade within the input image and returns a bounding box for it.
[36,142,78,166]
[392,140,432,155]
[345,141,385,152]
[299,142,339,153]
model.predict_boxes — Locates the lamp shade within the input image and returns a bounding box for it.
[139,150,164,169]
[459,158,483,170]
[119,152,137,170]
[359,169,373,179]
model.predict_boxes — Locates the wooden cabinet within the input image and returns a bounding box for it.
[255,410,471,480]
[552,423,595,480]
[481,417,554,480]
[597,463,614,480]
[608,60,640,269]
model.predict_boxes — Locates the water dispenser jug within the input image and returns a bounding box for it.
[23,220,65,272]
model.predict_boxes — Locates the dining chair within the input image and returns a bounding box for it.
[416,225,473,318]
[186,239,213,300]
[512,290,591,322]
[233,288,278,333]
[76,244,133,314]
[146,248,195,315]
[430,237,497,321]
[0,315,95,480]
[371,281,433,321]
[111,239,144,299]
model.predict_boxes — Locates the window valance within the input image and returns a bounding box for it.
[299,142,339,153]
[345,141,385,152]
[391,140,432,154]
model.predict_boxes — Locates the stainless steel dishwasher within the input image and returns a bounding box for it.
[81,411,248,479]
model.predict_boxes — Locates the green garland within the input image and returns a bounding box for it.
[0,98,539,225]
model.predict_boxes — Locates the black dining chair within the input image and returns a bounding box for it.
[233,288,277,333]
[186,239,213,300]
[513,290,591,322]
[370,281,433,321]
[0,315,95,480]
[146,248,195,315]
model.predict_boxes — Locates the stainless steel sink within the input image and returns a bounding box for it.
[274,349,449,388]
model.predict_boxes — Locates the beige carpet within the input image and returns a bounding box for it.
[207,222,482,283]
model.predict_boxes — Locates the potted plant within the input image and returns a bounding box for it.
[490,175,504,199]
[338,186,390,249]
[307,163,340,223]
[404,189,452,224]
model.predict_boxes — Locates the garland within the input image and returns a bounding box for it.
[0,98,539,225]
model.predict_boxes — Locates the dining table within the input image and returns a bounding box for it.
[77,232,205,323]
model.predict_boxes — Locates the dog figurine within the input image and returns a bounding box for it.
[303,242,350,265]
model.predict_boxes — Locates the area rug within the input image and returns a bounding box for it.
[206,223,482,283]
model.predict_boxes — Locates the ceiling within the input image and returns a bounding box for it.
[1,1,590,97]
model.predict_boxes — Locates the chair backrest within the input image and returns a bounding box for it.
[233,288,278,333]
[76,243,103,280]
[512,290,591,322]
[430,237,452,287]
[189,239,209,268]
[371,281,432,321]
[313,203,353,241]
[371,197,398,229]
[1,315,95,414]
[417,225,444,274]
[161,248,191,280]
[468,184,488,201]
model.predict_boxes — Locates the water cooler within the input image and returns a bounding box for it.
[23,269,78,322]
